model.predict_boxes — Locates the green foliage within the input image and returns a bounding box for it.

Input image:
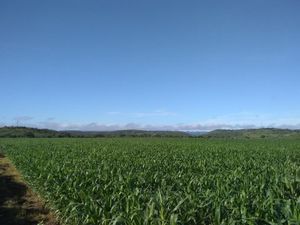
[204,128,300,139]
[0,138,299,225]
[0,126,66,138]
[0,127,189,138]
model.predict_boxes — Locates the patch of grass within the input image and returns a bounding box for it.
[0,153,60,225]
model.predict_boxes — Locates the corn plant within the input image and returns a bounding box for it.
[0,138,299,225]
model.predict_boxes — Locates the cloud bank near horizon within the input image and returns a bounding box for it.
[1,120,300,131]
[2,112,300,131]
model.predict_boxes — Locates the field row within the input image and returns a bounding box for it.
[0,138,299,225]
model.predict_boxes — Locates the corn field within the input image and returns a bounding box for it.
[0,138,299,225]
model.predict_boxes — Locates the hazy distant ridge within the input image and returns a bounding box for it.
[0,127,188,138]
[1,126,300,139]
[203,128,300,139]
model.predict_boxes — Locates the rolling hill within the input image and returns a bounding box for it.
[203,128,300,139]
[1,126,300,139]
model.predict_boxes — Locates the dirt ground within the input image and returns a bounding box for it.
[0,153,60,225]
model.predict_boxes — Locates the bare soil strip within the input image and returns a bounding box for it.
[0,153,60,225]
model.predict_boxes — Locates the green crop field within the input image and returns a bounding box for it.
[0,138,299,225]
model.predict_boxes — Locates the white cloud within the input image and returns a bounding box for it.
[107,112,121,115]
[2,112,300,131]
[204,112,300,127]
[4,120,298,131]
[107,110,177,118]
[13,116,33,121]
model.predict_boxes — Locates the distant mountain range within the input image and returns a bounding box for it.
[0,126,189,138]
[202,128,300,139]
[0,126,300,139]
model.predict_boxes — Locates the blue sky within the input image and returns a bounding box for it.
[1,0,300,131]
